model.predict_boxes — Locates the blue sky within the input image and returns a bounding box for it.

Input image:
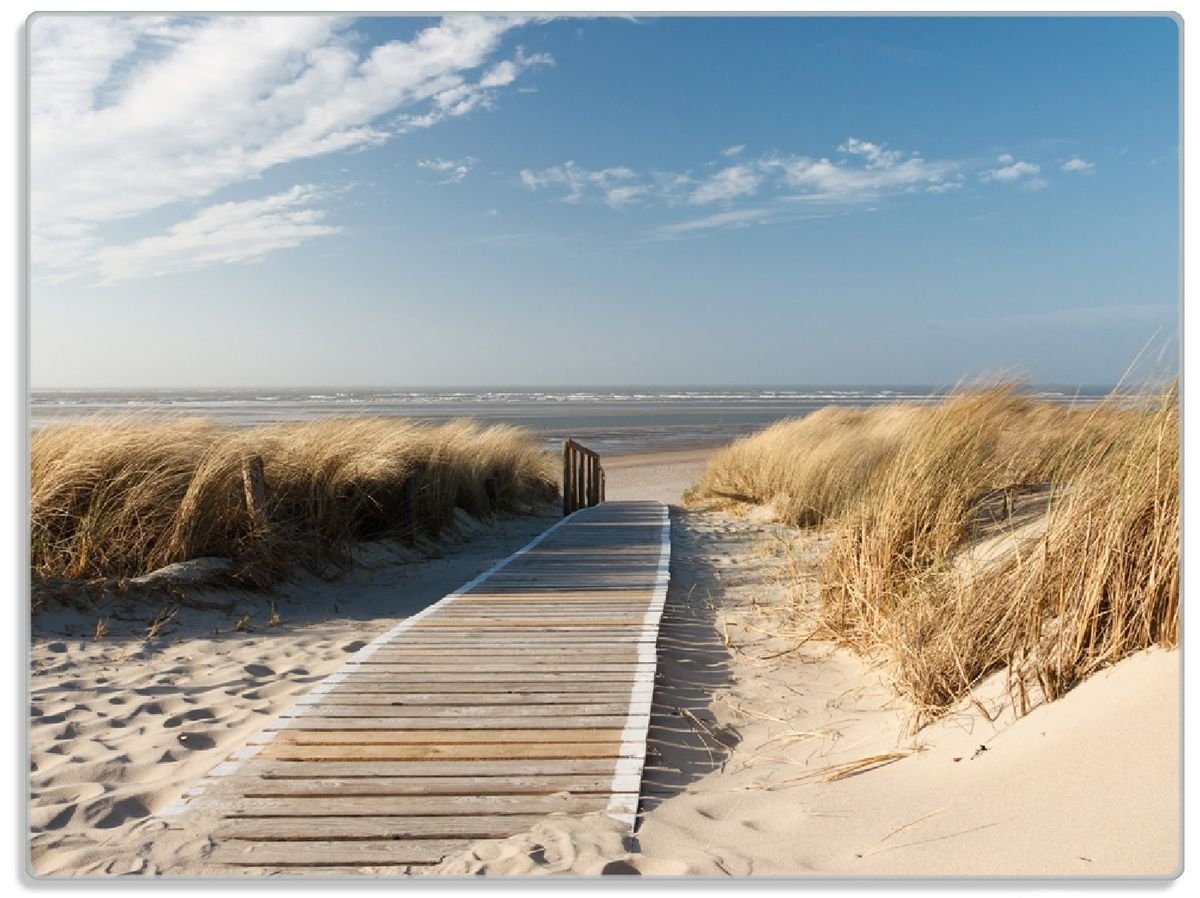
[30,14,1179,388]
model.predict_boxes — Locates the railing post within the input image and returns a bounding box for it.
[562,441,572,516]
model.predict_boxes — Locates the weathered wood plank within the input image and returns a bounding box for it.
[274,715,638,730]
[244,759,622,778]
[233,793,617,817]
[332,671,644,684]
[270,728,623,743]
[308,691,634,704]
[343,657,652,667]
[320,681,638,694]
[258,742,628,762]
[217,815,551,841]
[242,775,618,797]
[282,703,634,717]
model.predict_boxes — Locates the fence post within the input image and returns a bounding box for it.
[241,455,269,533]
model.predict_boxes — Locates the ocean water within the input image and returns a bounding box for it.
[29,386,1112,455]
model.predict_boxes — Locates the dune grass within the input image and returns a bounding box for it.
[31,416,558,590]
[687,383,1179,720]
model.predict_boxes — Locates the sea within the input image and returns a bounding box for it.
[29,386,1113,456]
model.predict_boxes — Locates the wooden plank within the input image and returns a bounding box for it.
[332,672,643,684]
[270,728,624,743]
[258,742,627,762]
[410,618,644,628]
[320,681,638,694]
[233,793,617,817]
[273,715,638,731]
[360,649,644,660]
[308,691,634,704]
[245,759,621,778]
[344,661,649,671]
[217,815,551,841]
[282,703,633,717]
[242,775,618,797]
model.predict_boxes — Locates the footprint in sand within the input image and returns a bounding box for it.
[90,796,151,829]
[342,640,367,653]
[176,732,216,750]
[243,663,274,678]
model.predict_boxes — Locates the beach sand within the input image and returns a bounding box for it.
[27,448,1179,877]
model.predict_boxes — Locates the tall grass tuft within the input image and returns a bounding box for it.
[31,416,558,587]
[687,382,1179,720]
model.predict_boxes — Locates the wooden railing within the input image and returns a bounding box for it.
[562,439,605,515]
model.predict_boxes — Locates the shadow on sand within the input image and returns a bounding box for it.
[637,507,743,824]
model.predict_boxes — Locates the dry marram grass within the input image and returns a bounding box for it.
[31,416,557,591]
[687,383,1179,720]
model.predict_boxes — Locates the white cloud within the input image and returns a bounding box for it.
[768,142,956,199]
[1061,155,1096,174]
[604,185,649,208]
[837,137,904,168]
[655,208,773,238]
[418,156,478,183]
[94,185,340,284]
[32,14,546,280]
[689,165,762,204]
[981,156,1041,183]
[519,161,637,204]
[720,144,746,157]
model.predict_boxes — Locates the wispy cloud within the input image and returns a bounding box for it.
[94,185,340,284]
[418,156,479,183]
[1061,155,1096,174]
[720,143,746,157]
[689,164,762,204]
[519,161,642,207]
[654,207,773,238]
[32,15,547,282]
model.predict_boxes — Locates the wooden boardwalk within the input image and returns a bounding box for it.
[164,500,670,872]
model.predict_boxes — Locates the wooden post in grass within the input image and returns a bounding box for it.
[241,455,269,533]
